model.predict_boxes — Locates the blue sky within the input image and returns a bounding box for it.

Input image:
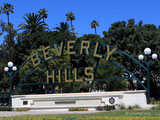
[0,0,160,44]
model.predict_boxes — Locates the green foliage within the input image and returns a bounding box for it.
[150,97,157,104]
[16,108,29,111]
[103,19,160,94]
[127,105,140,110]
[96,105,115,111]
[54,22,74,36]
[96,106,104,111]
[104,105,116,111]
[0,106,12,111]
[128,106,133,110]
[18,12,48,34]
[66,12,75,31]
[69,107,88,111]
[133,104,140,109]
[0,3,160,100]
[119,104,126,110]
[155,101,160,109]
[66,12,75,21]
[90,20,99,34]
[38,8,48,21]
[0,3,14,24]
[16,45,71,94]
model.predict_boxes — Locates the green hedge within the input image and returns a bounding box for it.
[0,106,12,111]
[69,107,88,111]
[16,108,29,112]
[96,105,115,111]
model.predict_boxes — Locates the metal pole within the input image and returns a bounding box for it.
[9,73,12,106]
[146,62,150,104]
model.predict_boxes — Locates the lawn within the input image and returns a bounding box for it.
[1,110,160,120]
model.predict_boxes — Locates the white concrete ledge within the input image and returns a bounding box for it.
[12,90,148,110]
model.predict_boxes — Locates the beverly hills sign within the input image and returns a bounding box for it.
[30,40,117,84]
[10,40,149,109]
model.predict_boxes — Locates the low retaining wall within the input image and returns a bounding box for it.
[12,90,148,111]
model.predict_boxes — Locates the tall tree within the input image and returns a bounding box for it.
[18,12,48,34]
[0,3,14,24]
[66,12,75,31]
[54,22,71,34]
[103,19,160,98]
[90,20,99,35]
[38,8,48,22]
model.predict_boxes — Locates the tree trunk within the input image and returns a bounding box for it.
[70,20,74,32]
[95,27,97,35]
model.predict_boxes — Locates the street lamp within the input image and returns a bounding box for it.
[4,61,17,106]
[138,48,158,104]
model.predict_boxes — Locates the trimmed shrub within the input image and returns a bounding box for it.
[119,104,126,110]
[69,107,88,111]
[0,106,12,111]
[127,105,141,110]
[128,105,133,110]
[156,101,160,109]
[132,104,140,109]
[96,105,115,111]
[96,106,104,111]
[151,106,157,110]
[16,108,29,112]
[104,105,115,111]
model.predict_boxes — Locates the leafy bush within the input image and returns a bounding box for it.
[69,107,88,111]
[151,106,157,110]
[16,108,29,111]
[156,101,160,109]
[96,106,104,111]
[119,104,126,110]
[96,105,115,111]
[132,104,140,109]
[0,106,12,111]
[104,105,115,111]
[150,97,156,104]
[151,101,160,110]
[128,106,133,110]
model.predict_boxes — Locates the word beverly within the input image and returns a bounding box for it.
[30,40,117,83]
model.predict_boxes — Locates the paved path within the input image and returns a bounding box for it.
[0,111,102,117]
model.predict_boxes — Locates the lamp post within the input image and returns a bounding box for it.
[138,48,158,104]
[4,61,17,106]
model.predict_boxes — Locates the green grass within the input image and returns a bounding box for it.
[1,110,160,120]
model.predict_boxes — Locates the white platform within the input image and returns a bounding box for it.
[11,90,148,111]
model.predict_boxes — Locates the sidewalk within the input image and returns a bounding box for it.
[0,111,102,117]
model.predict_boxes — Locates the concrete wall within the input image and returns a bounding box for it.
[11,90,148,110]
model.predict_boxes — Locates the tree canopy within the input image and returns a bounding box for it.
[0,3,159,99]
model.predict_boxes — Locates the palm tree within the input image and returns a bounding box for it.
[0,3,14,24]
[18,12,48,34]
[66,12,75,31]
[54,22,71,34]
[90,20,99,35]
[38,8,48,22]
